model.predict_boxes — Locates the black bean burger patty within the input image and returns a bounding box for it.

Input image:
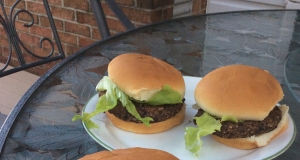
[99,91,185,123]
[194,106,282,138]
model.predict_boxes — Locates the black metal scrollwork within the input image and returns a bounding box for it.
[0,0,65,77]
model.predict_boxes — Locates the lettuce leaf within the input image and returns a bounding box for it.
[72,76,153,129]
[185,112,221,156]
[146,85,182,105]
[221,115,238,123]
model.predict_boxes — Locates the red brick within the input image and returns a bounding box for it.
[64,0,89,11]
[17,12,39,24]
[134,22,146,28]
[201,0,207,10]
[14,21,30,32]
[51,6,75,20]
[1,0,203,68]
[40,40,59,53]
[92,27,101,40]
[102,3,115,17]
[33,67,47,76]
[40,16,63,31]
[65,22,90,37]
[30,25,53,38]
[136,0,174,9]
[77,12,97,26]
[109,30,119,36]
[5,0,25,9]
[32,46,53,57]
[0,36,9,47]
[11,59,18,67]
[115,0,135,6]
[43,60,61,71]
[162,7,173,20]
[47,0,62,6]
[106,18,126,32]
[102,2,157,25]
[65,44,81,55]
[23,53,40,63]
[42,38,61,53]
[121,7,163,23]
[0,56,6,64]
[196,10,205,15]
[27,1,47,14]
[35,65,45,71]
[18,33,41,46]
[57,31,77,45]
[25,68,34,74]
[18,43,34,60]
[2,49,8,58]
[1,7,10,16]
[2,47,13,58]
[0,27,7,38]
[78,36,97,47]
[192,0,207,15]
[192,0,201,13]
[0,7,3,16]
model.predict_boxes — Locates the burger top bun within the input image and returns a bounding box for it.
[79,147,179,160]
[194,65,283,121]
[108,53,185,101]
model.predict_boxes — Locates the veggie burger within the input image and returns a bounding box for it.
[79,147,179,160]
[185,65,289,154]
[74,53,186,134]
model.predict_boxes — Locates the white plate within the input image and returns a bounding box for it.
[83,76,296,160]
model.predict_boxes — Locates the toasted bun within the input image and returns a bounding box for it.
[195,65,283,121]
[212,105,289,149]
[79,147,179,160]
[108,53,185,101]
[105,105,186,134]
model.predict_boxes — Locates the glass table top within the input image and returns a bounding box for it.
[0,10,299,159]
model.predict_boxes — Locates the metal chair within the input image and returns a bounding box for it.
[89,0,136,39]
[0,0,65,77]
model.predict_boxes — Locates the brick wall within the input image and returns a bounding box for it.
[0,0,207,76]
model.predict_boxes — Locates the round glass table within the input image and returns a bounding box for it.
[0,10,299,159]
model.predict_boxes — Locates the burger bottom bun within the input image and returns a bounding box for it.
[212,105,289,150]
[79,147,179,160]
[105,104,186,134]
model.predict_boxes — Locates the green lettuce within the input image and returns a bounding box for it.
[146,85,182,105]
[72,76,153,129]
[185,112,221,156]
[221,115,238,123]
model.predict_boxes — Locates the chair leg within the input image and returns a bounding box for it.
[104,0,135,30]
[89,0,111,39]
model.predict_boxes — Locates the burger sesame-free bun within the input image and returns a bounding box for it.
[194,65,283,121]
[79,147,179,160]
[212,105,289,149]
[108,53,185,101]
[105,105,186,134]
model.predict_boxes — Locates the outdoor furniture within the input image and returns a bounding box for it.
[0,0,65,77]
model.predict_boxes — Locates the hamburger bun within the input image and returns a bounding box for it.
[105,53,186,134]
[212,105,289,149]
[194,65,283,121]
[108,53,185,101]
[79,147,179,160]
[105,105,186,134]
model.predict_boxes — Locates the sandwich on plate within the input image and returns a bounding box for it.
[79,147,179,160]
[74,53,186,134]
[185,64,289,155]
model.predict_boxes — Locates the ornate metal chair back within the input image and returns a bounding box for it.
[0,0,65,77]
